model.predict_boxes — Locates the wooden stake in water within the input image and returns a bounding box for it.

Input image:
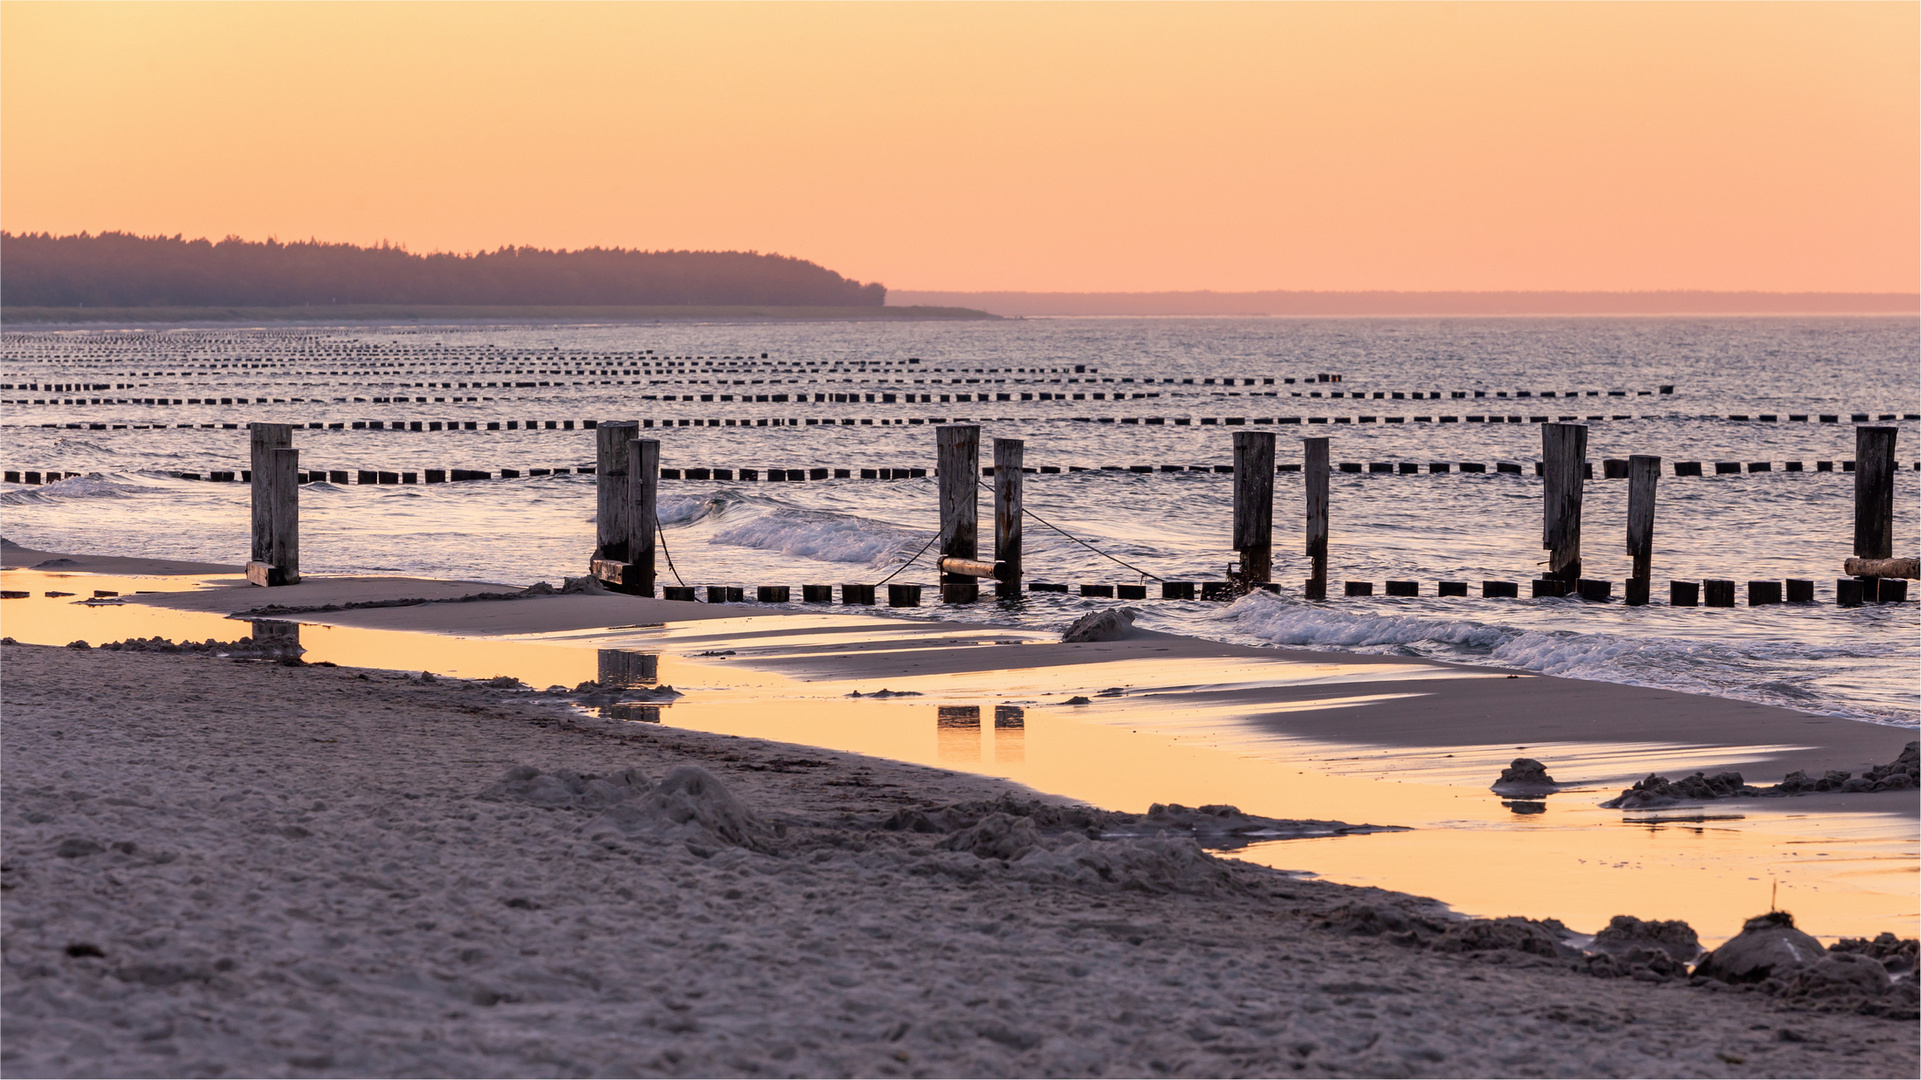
[595,421,638,562]
[268,446,299,584]
[248,423,292,565]
[1303,437,1329,600]
[1854,426,1897,560]
[993,437,1024,598]
[246,423,297,587]
[625,438,660,596]
[938,424,981,604]
[1542,423,1588,583]
[1233,430,1276,586]
[1625,453,1660,604]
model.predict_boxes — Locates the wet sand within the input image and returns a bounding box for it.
[113,561,1912,783]
[3,642,1916,1078]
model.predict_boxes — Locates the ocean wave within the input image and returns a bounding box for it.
[1202,591,1918,726]
[0,473,153,504]
[707,506,930,567]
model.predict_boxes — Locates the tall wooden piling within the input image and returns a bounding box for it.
[625,438,660,595]
[248,423,292,564]
[1625,453,1659,605]
[246,423,297,587]
[1303,437,1329,600]
[993,437,1024,597]
[1854,427,1897,559]
[1541,423,1588,582]
[938,425,981,603]
[268,447,299,584]
[595,421,639,562]
[1233,431,1276,585]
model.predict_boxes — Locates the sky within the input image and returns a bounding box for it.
[2,2,1915,294]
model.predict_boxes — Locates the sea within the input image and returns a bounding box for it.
[3,315,1917,727]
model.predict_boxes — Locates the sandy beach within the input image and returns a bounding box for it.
[0,640,1915,1078]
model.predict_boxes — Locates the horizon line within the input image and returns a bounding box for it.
[888,288,1920,318]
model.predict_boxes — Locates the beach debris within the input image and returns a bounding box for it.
[92,634,301,659]
[560,575,608,595]
[1060,606,1138,643]
[1490,757,1558,796]
[484,675,527,689]
[1603,741,1919,807]
[65,640,89,650]
[1694,912,1826,984]
[586,765,769,853]
[846,688,921,698]
[482,764,653,810]
[1062,695,1092,705]
[413,671,438,684]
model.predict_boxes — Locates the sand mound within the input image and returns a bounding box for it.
[1590,914,1703,963]
[1432,916,1580,960]
[585,765,769,854]
[1490,757,1558,796]
[1011,836,1232,894]
[1695,911,1827,983]
[482,764,653,809]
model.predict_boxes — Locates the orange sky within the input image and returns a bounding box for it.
[3,2,1915,293]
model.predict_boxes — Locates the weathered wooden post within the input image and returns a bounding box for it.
[1854,426,1897,560]
[937,424,981,603]
[1303,437,1329,600]
[624,438,660,596]
[1233,430,1275,586]
[1624,453,1660,605]
[993,437,1023,598]
[1541,423,1588,583]
[594,421,638,564]
[246,422,298,586]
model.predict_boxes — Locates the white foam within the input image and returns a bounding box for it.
[707,507,928,567]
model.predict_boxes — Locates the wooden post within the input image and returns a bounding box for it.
[625,438,660,596]
[1625,453,1659,604]
[1542,423,1588,582]
[268,447,299,584]
[1303,437,1329,600]
[1854,427,1897,559]
[595,421,638,562]
[938,424,980,603]
[1233,431,1275,586]
[993,437,1023,598]
[248,423,292,564]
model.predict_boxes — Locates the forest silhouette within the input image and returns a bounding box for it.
[0,232,887,308]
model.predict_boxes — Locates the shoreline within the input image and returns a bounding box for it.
[2,641,1916,1076]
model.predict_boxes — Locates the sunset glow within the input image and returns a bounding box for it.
[3,2,1916,293]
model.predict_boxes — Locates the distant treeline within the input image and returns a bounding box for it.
[1,232,886,308]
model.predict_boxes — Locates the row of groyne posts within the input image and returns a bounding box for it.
[242,421,1914,606]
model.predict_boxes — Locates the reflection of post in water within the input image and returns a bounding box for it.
[993,705,1025,765]
[597,649,658,689]
[249,619,302,658]
[596,649,664,723]
[936,705,981,762]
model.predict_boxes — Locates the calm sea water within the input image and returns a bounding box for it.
[3,316,1917,726]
